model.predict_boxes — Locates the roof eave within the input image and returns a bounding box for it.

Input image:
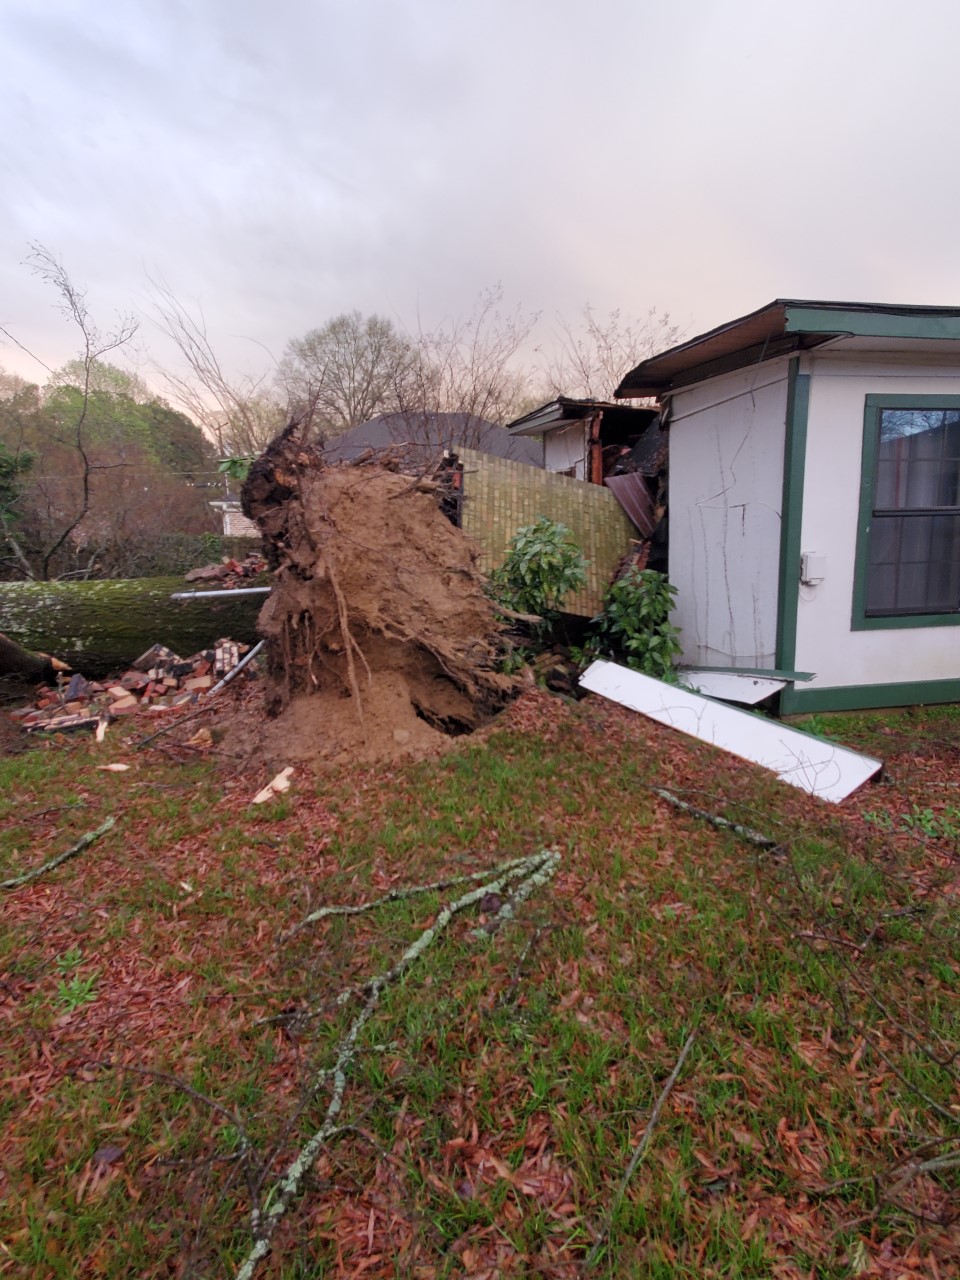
[616,298,960,399]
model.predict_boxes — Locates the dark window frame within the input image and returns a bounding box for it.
[852,394,960,630]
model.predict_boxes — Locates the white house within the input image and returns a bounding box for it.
[616,299,960,713]
[209,496,259,539]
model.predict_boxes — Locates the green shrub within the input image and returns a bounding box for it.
[489,517,588,630]
[590,567,681,680]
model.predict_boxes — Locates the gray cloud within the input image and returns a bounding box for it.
[3,0,960,385]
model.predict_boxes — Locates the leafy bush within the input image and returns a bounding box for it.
[490,517,588,629]
[590,567,681,680]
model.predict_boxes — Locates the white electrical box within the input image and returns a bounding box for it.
[800,552,827,585]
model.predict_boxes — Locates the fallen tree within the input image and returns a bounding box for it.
[238,426,516,761]
[0,631,71,682]
[0,578,261,676]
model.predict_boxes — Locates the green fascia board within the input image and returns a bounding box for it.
[781,677,960,714]
[775,360,810,671]
[784,305,960,341]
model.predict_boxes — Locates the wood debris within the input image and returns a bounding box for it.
[11,638,257,735]
[183,553,267,586]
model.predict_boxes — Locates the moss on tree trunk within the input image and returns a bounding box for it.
[0,578,263,676]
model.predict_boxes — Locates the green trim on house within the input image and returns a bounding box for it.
[775,360,810,671]
[780,677,960,715]
[851,394,960,632]
[863,394,960,409]
[784,307,960,341]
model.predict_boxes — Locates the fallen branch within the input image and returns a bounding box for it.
[284,852,546,941]
[0,816,115,891]
[651,788,779,850]
[584,1029,698,1270]
[885,1148,960,1203]
[236,848,561,1280]
[135,706,208,749]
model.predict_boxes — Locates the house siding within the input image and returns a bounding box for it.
[668,361,790,668]
[792,348,960,693]
[543,423,587,479]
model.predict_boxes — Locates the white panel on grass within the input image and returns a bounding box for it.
[579,661,881,803]
[677,670,786,705]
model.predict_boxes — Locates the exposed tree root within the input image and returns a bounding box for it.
[239,427,517,757]
[234,848,560,1280]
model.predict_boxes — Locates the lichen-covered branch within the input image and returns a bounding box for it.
[235,848,560,1280]
[285,852,543,940]
[0,816,115,891]
[652,787,778,850]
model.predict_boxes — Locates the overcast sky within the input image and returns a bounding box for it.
[3,0,960,389]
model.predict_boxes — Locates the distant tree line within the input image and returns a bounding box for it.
[0,245,682,581]
[155,284,681,459]
[0,364,219,580]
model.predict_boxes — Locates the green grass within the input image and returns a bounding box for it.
[1,700,958,1277]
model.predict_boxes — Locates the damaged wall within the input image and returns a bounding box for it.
[668,361,790,668]
[543,422,587,479]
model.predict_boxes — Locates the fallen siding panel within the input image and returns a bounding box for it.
[580,660,881,803]
[458,448,637,616]
[677,669,786,705]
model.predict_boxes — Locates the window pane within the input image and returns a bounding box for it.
[866,513,960,614]
[938,457,960,506]
[877,409,960,509]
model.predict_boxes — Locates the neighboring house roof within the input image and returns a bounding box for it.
[507,396,654,436]
[615,298,960,398]
[322,411,543,467]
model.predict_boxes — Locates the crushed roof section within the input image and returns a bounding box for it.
[507,396,654,436]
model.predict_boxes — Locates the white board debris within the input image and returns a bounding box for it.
[252,766,295,806]
[677,669,786,705]
[579,661,881,803]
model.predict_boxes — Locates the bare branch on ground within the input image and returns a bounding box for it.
[584,1029,698,1270]
[234,848,560,1280]
[0,816,115,891]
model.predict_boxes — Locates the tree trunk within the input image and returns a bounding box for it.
[0,578,262,676]
[0,632,71,682]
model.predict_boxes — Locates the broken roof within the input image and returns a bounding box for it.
[615,298,960,398]
[507,396,655,436]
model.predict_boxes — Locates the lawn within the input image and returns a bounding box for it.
[1,690,958,1278]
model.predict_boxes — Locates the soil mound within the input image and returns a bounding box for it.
[237,430,516,766]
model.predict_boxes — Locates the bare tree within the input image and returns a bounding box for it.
[278,311,414,438]
[150,282,286,457]
[545,304,683,401]
[0,245,138,580]
[394,287,538,447]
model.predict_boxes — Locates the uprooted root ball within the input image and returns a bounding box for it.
[238,432,517,764]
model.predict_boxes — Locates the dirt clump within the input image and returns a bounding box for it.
[235,428,516,767]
